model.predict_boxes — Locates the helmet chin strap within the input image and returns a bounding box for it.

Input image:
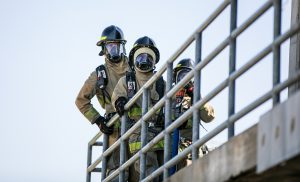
[99,45,105,56]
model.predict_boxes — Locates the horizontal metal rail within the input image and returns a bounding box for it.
[93,142,103,146]
[93,168,102,173]
[100,21,300,182]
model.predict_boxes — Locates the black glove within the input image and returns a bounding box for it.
[94,116,113,135]
[115,97,127,117]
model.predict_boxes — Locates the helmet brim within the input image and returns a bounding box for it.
[96,39,127,46]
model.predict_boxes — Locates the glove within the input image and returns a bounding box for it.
[94,116,113,135]
[115,97,127,117]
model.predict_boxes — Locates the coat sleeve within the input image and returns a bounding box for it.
[75,71,100,124]
[111,76,128,110]
[200,103,215,123]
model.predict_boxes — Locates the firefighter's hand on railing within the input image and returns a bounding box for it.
[115,97,127,117]
[94,116,113,135]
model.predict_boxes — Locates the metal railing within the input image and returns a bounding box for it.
[86,141,103,181]
[86,0,300,181]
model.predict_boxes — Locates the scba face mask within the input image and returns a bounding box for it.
[105,42,125,63]
[176,68,194,92]
[134,53,155,72]
[176,68,191,83]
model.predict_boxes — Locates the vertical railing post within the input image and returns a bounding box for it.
[288,0,300,96]
[119,114,128,182]
[101,135,109,181]
[273,0,282,105]
[164,62,173,179]
[140,88,149,180]
[192,32,202,161]
[228,0,237,139]
[86,144,92,182]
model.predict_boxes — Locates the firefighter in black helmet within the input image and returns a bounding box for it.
[97,25,127,62]
[76,25,130,181]
[112,36,165,181]
[173,58,194,95]
[128,36,160,72]
[172,58,215,170]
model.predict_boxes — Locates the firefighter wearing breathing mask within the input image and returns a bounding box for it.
[172,58,215,170]
[112,36,165,182]
[75,25,130,181]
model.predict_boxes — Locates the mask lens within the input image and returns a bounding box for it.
[176,69,190,83]
[135,53,154,72]
[105,42,124,62]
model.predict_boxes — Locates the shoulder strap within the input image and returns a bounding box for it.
[155,76,165,100]
[126,71,137,100]
[96,65,108,89]
[155,76,165,126]
[96,65,110,103]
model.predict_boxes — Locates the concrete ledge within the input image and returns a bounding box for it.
[166,125,257,182]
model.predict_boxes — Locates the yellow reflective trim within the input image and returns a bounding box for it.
[100,36,107,40]
[128,106,161,118]
[96,92,112,109]
[128,107,142,118]
[114,121,121,128]
[97,95,105,109]
[129,140,164,153]
[84,108,99,122]
[175,64,182,69]
[179,147,184,152]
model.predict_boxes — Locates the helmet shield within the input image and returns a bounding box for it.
[105,42,125,63]
[134,53,155,72]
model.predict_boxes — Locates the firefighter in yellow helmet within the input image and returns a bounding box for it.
[172,58,215,170]
[112,36,165,182]
[75,25,130,181]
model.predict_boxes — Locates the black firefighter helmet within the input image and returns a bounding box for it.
[96,25,126,46]
[129,36,160,72]
[96,25,127,63]
[174,58,194,83]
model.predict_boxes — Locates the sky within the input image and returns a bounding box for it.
[0,0,293,181]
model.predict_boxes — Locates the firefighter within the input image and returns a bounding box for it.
[75,25,130,181]
[112,36,165,182]
[173,58,215,170]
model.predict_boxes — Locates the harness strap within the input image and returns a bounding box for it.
[125,71,136,100]
[96,65,111,103]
